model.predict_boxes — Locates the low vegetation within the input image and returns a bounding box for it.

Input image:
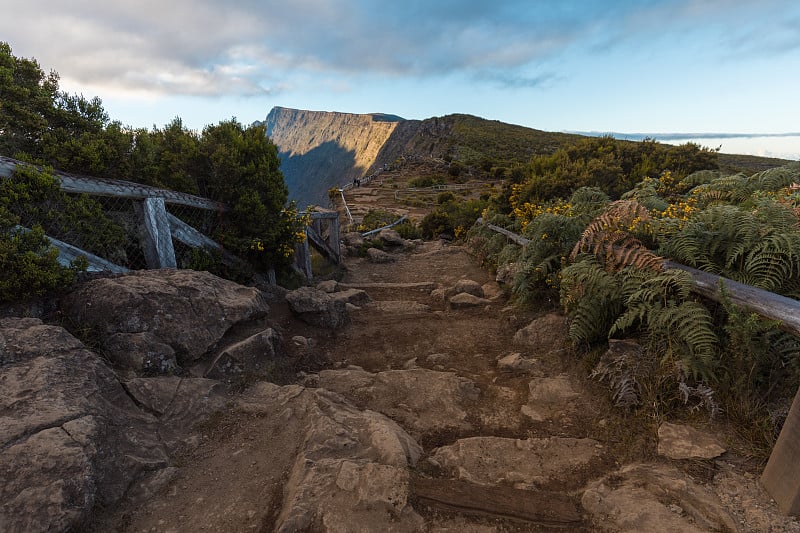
[0,42,305,302]
[468,136,800,456]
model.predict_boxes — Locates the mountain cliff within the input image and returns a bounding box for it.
[264,107,403,206]
[264,106,588,206]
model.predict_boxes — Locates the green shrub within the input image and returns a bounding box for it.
[394,221,421,240]
[437,191,456,204]
[409,175,445,188]
[0,210,82,302]
[359,209,400,232]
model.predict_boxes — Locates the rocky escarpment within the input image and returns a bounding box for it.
[264,106,403,206]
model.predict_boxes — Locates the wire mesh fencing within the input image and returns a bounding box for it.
[15,190,222,271]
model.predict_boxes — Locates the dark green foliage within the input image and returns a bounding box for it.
[1,162,126,259]
[720,295,800,407]
[510,136,719,205]
[420,197,488,239]
[611,268,718,382]
[359,209,400,231]
[437,191,456,204]
[409,175,445,188]
[394,221,421,240]
[660,202,800,297]
[0,42,303,278]
[512,213,584,304]
[0,222,80,302]
[559,257,624,345]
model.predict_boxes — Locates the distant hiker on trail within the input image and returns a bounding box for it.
[356,179,361,187]
[353,178,358,187]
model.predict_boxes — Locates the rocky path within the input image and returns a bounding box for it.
[88,237,799,532]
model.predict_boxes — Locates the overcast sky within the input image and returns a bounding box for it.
[2,1,799,157]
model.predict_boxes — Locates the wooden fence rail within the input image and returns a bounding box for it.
[476,218,800,515]
[2,155,341,283]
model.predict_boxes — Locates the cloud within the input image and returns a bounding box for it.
[1,0,798,100]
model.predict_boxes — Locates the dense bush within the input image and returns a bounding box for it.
[481,149,800,449]
[0,41,305,293]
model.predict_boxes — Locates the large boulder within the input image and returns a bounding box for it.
[447,279,485,299]
[61,270,269,370]
[0,317,227,532]
[285,287,350,329]
[377,228,408,248]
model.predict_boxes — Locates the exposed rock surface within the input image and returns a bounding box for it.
[329,287,371,307]
[377,228,408,248]
[582,463,739,533]
[447,279,485,299]
[430,436,602,489]
[367,247,396,263]
[513,313,568,354]
[317,368,480,437]
[356,300,431,316]
[657,422,726,460]
[496,352,539,374]
[121,381,425,532]
[448,292,492,309]
[0,318,226,533]
[61,270,269,370]
[521,375,580,422]
[285,286,350,329]
[204,328,282,380]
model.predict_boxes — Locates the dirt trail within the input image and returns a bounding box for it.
[95,178,799,532]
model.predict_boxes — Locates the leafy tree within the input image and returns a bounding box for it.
[0,42,59,157]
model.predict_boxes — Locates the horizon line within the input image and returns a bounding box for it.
[570,131,800,141]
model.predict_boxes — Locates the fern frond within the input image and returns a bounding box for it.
[654,301,718,381]
[571,200,663,272]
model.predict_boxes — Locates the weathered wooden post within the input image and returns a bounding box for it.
[136,197,177,268]
[761,388,800,514]
[294,236,313,282]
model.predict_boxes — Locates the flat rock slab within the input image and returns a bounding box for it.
[582,463,739,533]
[367,247,396,263]
[521,375,580,422]
[496,352,539,374]
[356,300,431,316]
[429,436,602,489]
[513,313,568,355]
[317,368,479,437]
[286,286,350,329]
[338,282,437,293]
[657,422,726,460]
[448,293,492,309]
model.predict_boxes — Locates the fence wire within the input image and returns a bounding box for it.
[16,191,221,271]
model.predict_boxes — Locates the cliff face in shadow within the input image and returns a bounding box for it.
[264,107,402,206]
[264,106,585,207]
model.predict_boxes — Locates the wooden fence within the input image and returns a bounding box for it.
[1,156,341,283]
[476,217,800,515]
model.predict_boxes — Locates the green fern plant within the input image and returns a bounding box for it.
[661,202,800,296]
[559,257,624,345]
[610,268,718,382]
